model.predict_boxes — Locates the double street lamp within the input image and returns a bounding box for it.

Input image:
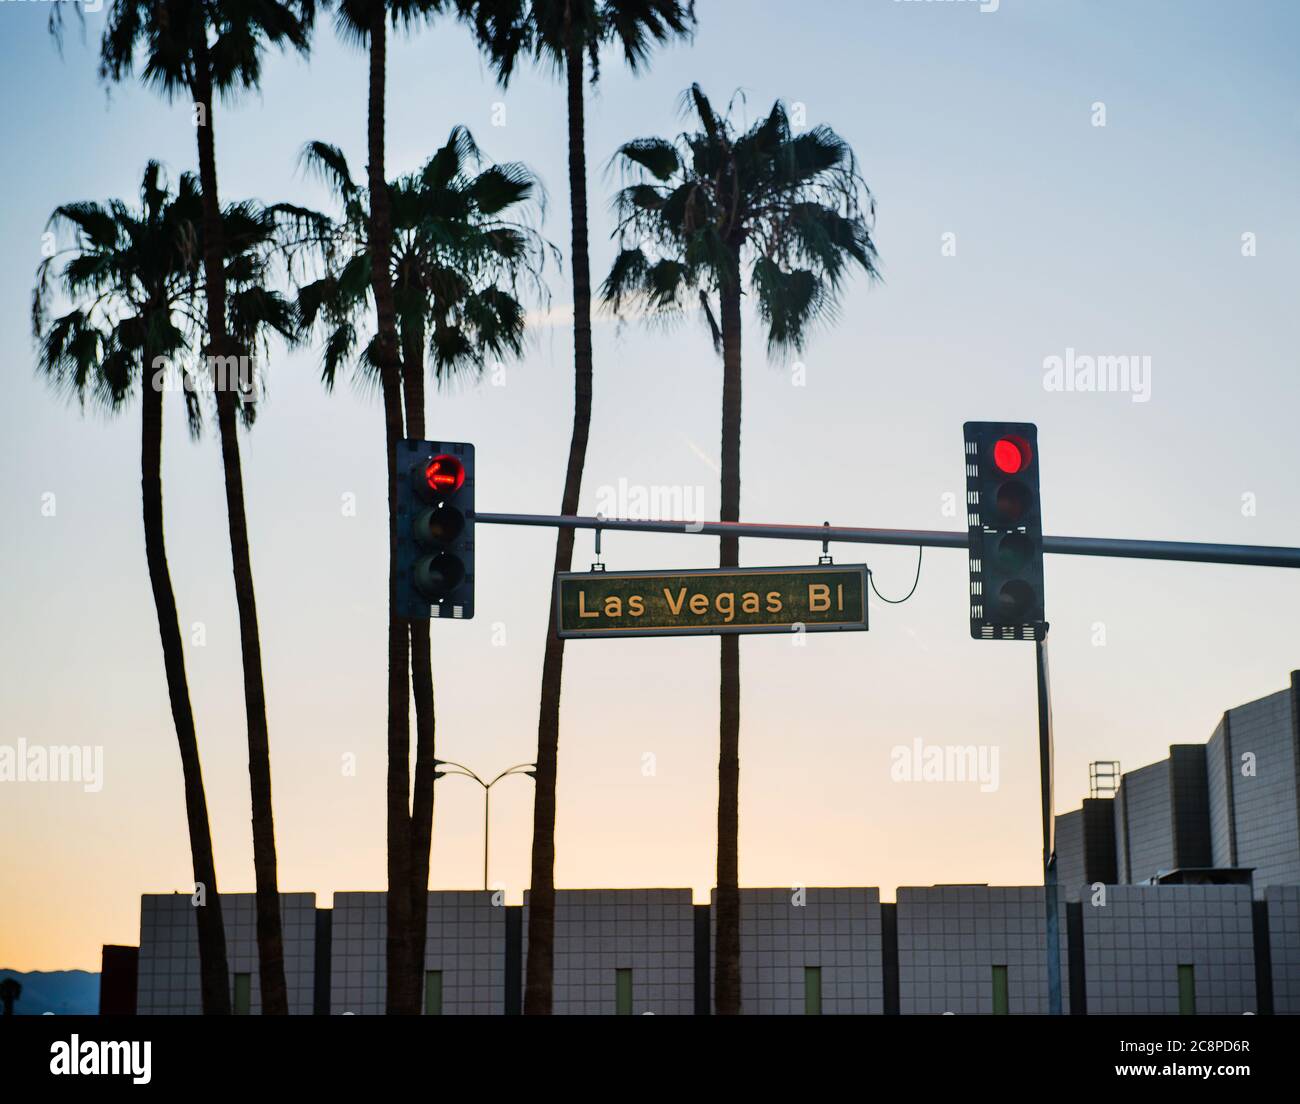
[432,759,536,891]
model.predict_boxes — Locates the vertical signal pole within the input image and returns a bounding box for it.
[1036,630,1062,1015]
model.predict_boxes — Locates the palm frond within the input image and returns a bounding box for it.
[47,202,120,251]
[468,163,535,215]
[600,246,651,313]
[750,257,823,353]
[300,140,359,200]
[321,321,358,391]
[603,0,695,72]
[615,137,680,182]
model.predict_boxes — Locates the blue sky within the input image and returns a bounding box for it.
[1,0,1298,968]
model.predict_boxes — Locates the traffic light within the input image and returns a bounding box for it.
[395,439,474,620]
[964,422,1044,640]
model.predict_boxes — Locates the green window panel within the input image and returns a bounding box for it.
[233,973,251,1016]
[424,970,443,1015]
[991,965,1009,1015]
[615,968,633,1015]
[804,966,823,1015]
[1178,964,1196,1015]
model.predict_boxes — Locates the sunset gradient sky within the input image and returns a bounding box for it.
[2,0,1298,971]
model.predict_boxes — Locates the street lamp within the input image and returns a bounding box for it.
[432,760,536,891]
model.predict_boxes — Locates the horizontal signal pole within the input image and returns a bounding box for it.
[475,512,1300,570]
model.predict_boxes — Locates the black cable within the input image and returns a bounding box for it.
[869,546,923,604]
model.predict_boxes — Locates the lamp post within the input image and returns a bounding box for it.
[432,760,536,890]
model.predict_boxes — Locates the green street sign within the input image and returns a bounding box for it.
[556,564,868,639]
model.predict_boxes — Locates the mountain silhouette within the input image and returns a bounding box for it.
[0,970,99,1015]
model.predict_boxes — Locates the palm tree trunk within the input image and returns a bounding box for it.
[141,358,231,1016]
[365,7,417,1016]
[524,30,594,1016]
[714,277,743,1015]
[191,52,288,1017]
[402,327,436,983]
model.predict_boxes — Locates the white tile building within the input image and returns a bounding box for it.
[330,891,504,1014]
[1115,760,1174,884]
[136,893,317,1015]
[1055,809,1086,903]
[714,887,883,1014]
[1081,884,1255,1014]
[523,889,695,1015]
[897,886,1069,1014]
[1266,884,1300,1015]
[126,879,1300,1013]
[1207,683,1300,895]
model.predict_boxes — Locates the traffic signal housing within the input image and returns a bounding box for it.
[964,422,1044,640]
[396,439,474,620]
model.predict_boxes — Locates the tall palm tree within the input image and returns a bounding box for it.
[462,0,695,1017]
[603,85,880,1013]
[97,0,318,1016]
[32,164,226,1013]
[331,0,459,1016]
[33,165,294,1015]
[280,123,549,1011]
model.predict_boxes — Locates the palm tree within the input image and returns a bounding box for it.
[603,85,880,1013]
[280,123,549,1009]
[32,165,226,1013]
[96,0,317,1016]
[32,165,291,1016]
[462,0,695,1017]
[0,977,20,1016]
[385,130,549,986]
[330,0,463,1016]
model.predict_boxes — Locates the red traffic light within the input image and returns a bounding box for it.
[992,436,1031,475]
[424,454,465,496]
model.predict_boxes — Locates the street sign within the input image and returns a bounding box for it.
[556,564,868,639]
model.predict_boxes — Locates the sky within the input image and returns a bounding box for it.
[1,0,1298,971]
